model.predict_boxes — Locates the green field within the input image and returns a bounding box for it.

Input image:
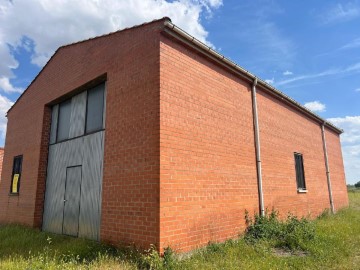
[1,191,359,269]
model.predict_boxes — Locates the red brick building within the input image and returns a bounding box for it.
[0,18,348,252]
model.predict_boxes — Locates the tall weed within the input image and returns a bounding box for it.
[245,209,315,250]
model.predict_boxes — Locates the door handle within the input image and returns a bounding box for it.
[64,199,67,203]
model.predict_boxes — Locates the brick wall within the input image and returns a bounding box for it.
[100,22,161,248]
[0,19,164,249]
[0,148,4,183]
[325,129,348,210]
[159,35,259,252]
[256,89,341,217]
[159,33,348,252]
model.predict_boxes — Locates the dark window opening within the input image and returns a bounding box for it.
[85,84,105,134]
[10,155,23,194]
[294,153,306,190]
[49,83,105,144]
[57,99,72,142]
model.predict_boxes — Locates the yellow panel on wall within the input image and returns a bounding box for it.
[12,174,19,193]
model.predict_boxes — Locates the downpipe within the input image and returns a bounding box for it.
[321,123,335,214]
[251,78,265,217]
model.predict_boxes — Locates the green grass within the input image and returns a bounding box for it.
[0,225,136,269]
[1,192,360,269]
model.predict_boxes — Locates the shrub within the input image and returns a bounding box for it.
[140,245,177,270]
[245,209,315,251]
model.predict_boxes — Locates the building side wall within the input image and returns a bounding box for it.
[159,34,348,252]
[0,21,163,249]
[0,100,47,225]
[256,90,344,217]
[159,35,259,252]
[325,129,348,210]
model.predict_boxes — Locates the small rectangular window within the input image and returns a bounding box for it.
[57,99,72,142]
[10,155,23,194]
[85,84,104,134]
[294,153,306,190]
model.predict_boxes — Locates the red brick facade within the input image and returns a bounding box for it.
[0,148,4,182]
[0,18,348,252]
[0,20,162,248]
[158,32,348,251]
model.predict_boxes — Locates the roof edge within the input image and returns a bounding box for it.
[162,20,343,135]
[7,17,342,135]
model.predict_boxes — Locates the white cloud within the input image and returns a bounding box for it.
[0,94,13,139]
[0,0,222,144]
[0,0,222,91]
[0,77,23,93]
[0,40,18,78]
[327,116,360,184]
[304,101,326,112]
[320,3,360,24]
[265,78,274,84]
[283,70,293,76]
[0,0,222,68]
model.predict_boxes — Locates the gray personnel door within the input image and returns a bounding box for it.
[63,166,82,237]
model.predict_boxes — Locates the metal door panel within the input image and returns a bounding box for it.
[63,166,82,236]
[43,132,104,241]
[79,131,104,240]
[42,143,67,234]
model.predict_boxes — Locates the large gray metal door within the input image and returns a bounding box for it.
[62,166,82,237]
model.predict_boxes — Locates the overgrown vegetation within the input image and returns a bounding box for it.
[1,191,360,269]
[244,209,316,251]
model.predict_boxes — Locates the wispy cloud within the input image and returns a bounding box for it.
[304,101,326,112]
[315,37,360,58]
[276,68,339,86]
[265,78,274,84]
[230,2,295,70]
[320,2,360,24]
[283,70,293,76]
[355,88,360,92]
[276,61,360,86]
[340,37,360,50]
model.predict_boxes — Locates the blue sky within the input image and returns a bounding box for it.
[0,0,359,184]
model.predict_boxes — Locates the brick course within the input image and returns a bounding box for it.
[0,18,348,252]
